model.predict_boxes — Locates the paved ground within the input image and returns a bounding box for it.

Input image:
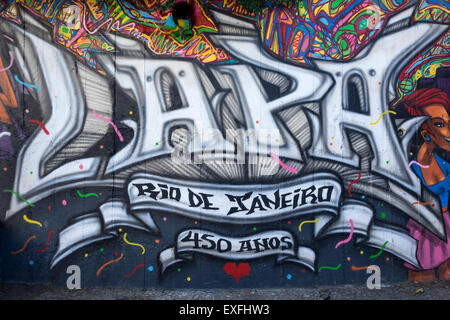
[0,280,449,300]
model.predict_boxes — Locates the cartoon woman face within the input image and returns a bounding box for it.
[421,103,450,152]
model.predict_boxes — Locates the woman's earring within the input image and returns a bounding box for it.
[425,135,431,142]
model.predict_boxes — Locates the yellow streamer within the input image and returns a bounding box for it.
[123,233,145,255]
[23,214,42,227]
[370,111,397,125]
[298,218,318,232]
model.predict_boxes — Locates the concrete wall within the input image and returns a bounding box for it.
[0,0,449,289]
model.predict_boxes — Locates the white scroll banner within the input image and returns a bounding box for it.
[316,199,419,268]
[157,199,420,273]
[158,229,316,273]
[50,180,420,270]
[50,198,158,268]
[127,172,342,224]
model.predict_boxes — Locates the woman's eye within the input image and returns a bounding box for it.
[434,122,444,128]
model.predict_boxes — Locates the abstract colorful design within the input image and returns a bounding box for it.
[0,0,231,73]
[258,0,413,64]
[413,0,450,24]
[395,30,450,104]
[0,0,447,72]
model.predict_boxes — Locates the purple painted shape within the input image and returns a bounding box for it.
[437,77,450,97]
[10,116,25,140]
[418,66,450,97]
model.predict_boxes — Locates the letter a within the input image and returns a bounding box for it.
[66,265,81,289]
[366,265,381,289]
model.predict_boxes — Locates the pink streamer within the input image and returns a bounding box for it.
[408,160,430,169]
[92,110,124,142]
[3,35,14,42]
[269,152,298,174]
[335,219,354,248]
[0,51,14,72]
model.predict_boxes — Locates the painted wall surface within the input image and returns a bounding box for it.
[0,0,449,289]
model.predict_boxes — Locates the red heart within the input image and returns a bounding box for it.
[223,262,250,283]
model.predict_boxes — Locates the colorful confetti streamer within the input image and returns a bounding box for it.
[369,111,397,125]
[23,214,42,227]
[335,219,354,248]
[269,152,298,174]
[123,233,146,255]
[0,51,13,72]
[319,264,342,272]
[11,236,36,255]
[411,199,433,206]
[123,264,145,278]
[369,241,389,259]
[408,161,430,169]
[14,74,40,91]
[37,230,54,253]
[298,218,318,232]
[96,253,124,277]
[77,189,99,198]
[3,189,35,207]
[28,119,50,135]
[348,173,361,197]
[92,110,124,142]
[351,265,370,271]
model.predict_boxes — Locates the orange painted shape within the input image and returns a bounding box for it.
[0,55,18,125]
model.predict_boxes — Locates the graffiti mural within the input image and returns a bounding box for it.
[0,0,449,288]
